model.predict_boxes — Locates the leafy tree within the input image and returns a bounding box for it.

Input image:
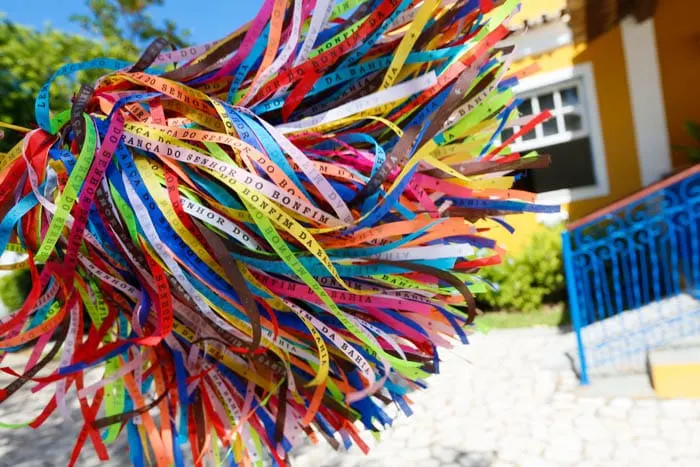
[71,0,190,54]
[0,19,132,149]
[0,1,188,151]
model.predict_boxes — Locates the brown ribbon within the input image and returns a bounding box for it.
[162,32,245,82]
[193,390,207,457]
[193,219,262,352]
[0,322,68,403]
[274,376,288,445]
[413,0,470,52]
[92,374,174,429]
[418,55,494,147]
[349,35,486,205]
[70,84,94,148]
[423,153,552,178]
[130,37,173,73]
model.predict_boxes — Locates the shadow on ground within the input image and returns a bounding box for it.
[0,372,131,467]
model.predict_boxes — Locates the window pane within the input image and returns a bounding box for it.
[542,118,558,136]
[522,128,537,141]
[513,138,596,193]
[538,92,555,111]
[501,127,515,141]
[561,86,579,106]
[518,99,532,116]
[564,113,583,131]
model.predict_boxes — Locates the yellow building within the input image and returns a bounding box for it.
[489,0,700,253]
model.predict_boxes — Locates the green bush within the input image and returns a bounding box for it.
[0,269,32,311]
[673,121,700,163]
[476,225,566,313]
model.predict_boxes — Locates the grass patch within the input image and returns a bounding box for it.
[475,304,569,330]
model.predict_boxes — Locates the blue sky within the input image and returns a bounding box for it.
[2,0,266,44]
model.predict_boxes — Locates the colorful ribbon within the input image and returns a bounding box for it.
[0,0,558,465]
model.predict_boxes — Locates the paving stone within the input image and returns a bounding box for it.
[628,408,659,421]
[599,404,630,420]
[636,438,669,453]
[417,459,441,467]
[668,439,700,457]
[543,445,581,464]
[552,392,576,404]
[613,445,643,461]
[675,457,700,467]
[557,372,580,391]
[583,441,614,461]
[606,420,635,442]
[461,432,498,452]
[431,446,457,464]
[575,419,610,442]
[661,400,698,419]
[609,397,634,411]
[490,461,516,467]
[409,446,432,462]
[630,422,659,438]
[577,396,607,411]
[458,454,488,467]
[634,399,660,410]
[519,456,558,467]
[529,422,550,441]
[497,446,524,463]
[576,462,609,467]
[659,418,689,439]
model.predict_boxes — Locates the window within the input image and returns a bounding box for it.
[505,64,609,204]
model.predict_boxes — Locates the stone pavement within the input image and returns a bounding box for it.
[0,368,131,467]
[0,328,699,466]
[290,328,700,467]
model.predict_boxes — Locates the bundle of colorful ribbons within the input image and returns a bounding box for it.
[0,0,559,465]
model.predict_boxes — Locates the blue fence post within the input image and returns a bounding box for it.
[562,230,590,385]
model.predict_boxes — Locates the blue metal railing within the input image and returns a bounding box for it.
[563,165,700,384]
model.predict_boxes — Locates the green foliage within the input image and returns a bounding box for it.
[673,121,700,163]
[0,19,133,137]
[475,304,569,330]
[70,0,190,54]
[0,269,32,311]
[476,226,566,313]
[1,1,188,151]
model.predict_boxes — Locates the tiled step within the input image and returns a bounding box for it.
[649,345,700,399]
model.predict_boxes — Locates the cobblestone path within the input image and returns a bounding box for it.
[1,328,698,466]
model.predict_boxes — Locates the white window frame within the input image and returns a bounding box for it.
[507,78,590,151]
[510,63,610,205]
